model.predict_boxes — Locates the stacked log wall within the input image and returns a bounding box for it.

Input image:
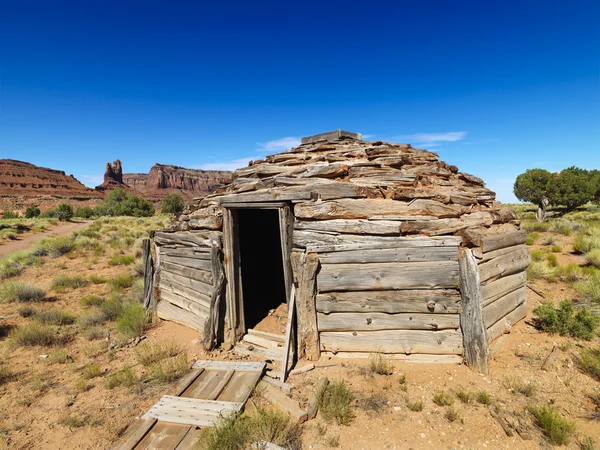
[292,222,464,359]
[475,231,530,343]
[153,230,222,332]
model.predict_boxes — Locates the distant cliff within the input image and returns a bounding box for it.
[123,164,232,199]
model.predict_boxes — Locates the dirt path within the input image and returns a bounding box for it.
[0,220,90,257]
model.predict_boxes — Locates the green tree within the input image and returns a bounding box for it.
[55,203,73,221]
[1,210,19,219]
[74,206,94,219]
[24,206,41,218]
[93,188,154,217]
[548,166,595,212]
[513,168,553,208]
[161,194,185,215]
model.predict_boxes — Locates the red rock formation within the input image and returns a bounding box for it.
[123,164,232,199]
[104,159,123,183]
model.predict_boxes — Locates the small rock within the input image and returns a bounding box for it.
[39,355,48,360]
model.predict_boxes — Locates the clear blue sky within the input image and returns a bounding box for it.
[1,0,599,202]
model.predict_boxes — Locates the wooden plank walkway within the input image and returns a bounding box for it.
[112,360,265,450]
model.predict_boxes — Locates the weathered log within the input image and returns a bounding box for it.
[142,239,155,310]
[392,187,450,203]
[306,378,329,420]
[316,289,461,314]
[486,301,527,343]
[187,215,223,230]
[294,199,463,220]
[247,329,285,343]
[161,255,213,272]
[257,381,308,424]
[160,270,213,297]
[477,230,528,254]
[317,246,458,264]
[317,312,460,331]
[160,261,213,285]
[297,164,348,179]
[458,248,490,374]
[243,334,282,349]
[319,329,463,355]
[216,188,314,204]
[290,252,320,361]
[541,345,560,371]
[317,261,459,292]
[476,243,527,264]
[348,166,416,182]
[478,246,530,284]
[481,271,527,305]
[483,286,527,328]
[295,219,401,236]
[158,275,211,307]
[154,231,221,248]
[159,247,212,259]
[160,289,209,318]
[203,246,225,351]
[157,300,205,331]
[324,352,463,364]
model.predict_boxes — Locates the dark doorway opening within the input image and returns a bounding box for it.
[237,208,287,331]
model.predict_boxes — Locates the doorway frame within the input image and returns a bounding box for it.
[221,202,294,343]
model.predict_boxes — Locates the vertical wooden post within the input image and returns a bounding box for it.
[458,248,490,374]
[203,246,225,350]
[291,251,321,361]
[142,239,155,311]
[222,208,237,343]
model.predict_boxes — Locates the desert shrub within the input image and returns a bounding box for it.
[0,363,13,385]
[579,348,600,381]
[369,352,392,375]
[74,206,94,219]
[546,253,558,267]
[586,249,600,269]
[115,305,148,337]
[542,234,557,245]
[93,189,154,217]
[573,229,600,254]
[1,230,17,240]
[100,297,124,320]
[406,399,424,412]
[455,388,474,404]
[432,390,454,406]
[136,340,183,366]
[84,326,107,341]
[39,209,58,219]
[9,323,59,347]
[105,365,140,390]
[89,274,107,284]
[78,308,108,327]
[0,281,45,303]
[533,301,599,340]
[132,260,145,277]
[34,236,75,257]
[444,406,460,422]
[82,361,102,379]
[36,310,76,326]
[2,211,18,219]
[527,261,557,281]
[530,249,545,262]
[55,203,73,221]
[476,391,492,405]
[319,380,355,425]
[161,194,185,215]
[79,295,104,307]
[0,251,35,279]
[529,405,574,445]
[149,353,189,384]
[108,254,135,266]
[24,206,41,218]
[51,274,88,291]
[108,274,134,290]
[504,377,537,397]
[18,306,37,318]
[521,220,550,232]
[48,349,70,364]
[551,245,562,253]
[561,263,582,282]
[527,232,540,245]
[59,413,91,428]
[575,272,600,302]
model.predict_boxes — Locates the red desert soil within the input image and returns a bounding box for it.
[0,221,91,258]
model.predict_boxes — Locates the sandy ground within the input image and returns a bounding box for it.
[0,220,90,257]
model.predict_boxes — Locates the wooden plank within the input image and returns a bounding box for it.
[135,422,190,450]
[290,252,320,361]
[222,208,237,343]
[320,329,463,354]
[317,246,458,264]
[142,239,155,311]
[142,397,242,427]
[154,231,221,248]
[217,202,288,209]
[234,342,284,361]
[481,271,527,306]
[317,261,459,292]
[487,301,528,343]
[181,371,221,399]
[159,289,209,318]
[174,428,202,450]
[458,248,490,374]
[162,255,213,272]
[157,301,205,331]
[219,370,263,404]
[323,352,463,364]
[160,247,212,258]
[480,230,528,253]
[294,199,463,220]
[295,219,401,235]
[116,418,157,450]
[258,381,308,424]
[160,270,213,297]
[300,234,462,253]
[316,289,461,314]
[317,312,460,332]
[483,286,527,328]
[280,284,296,382]
[158,276,212,307]
[478,246,530,284]
[244,334,283,349]
[173,369,204,396]
[161,261,213,285]
[476,244,526,264]
[217,188,314,204]
[192,360,266,372]
[205,369,235,400]
[248,328,285,343]
[204,246,225,350]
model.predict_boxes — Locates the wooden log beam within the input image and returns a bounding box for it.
[203,246,225,351]
[483,286,527,328]
[159,289,209,318]
[479,246,530,284]
[142,239,155,311]
[458,248,490,374]
[316,289,461,314]
[317,312,460,331]
[323,352,463,364]
[486,301,527,343]
[303,235,462,253]
[158,276,212,307]
[160,247,212,259]
[160,270,213,297]
[290,252,320,361]
[294,199,463,220]
[295,219,401,236]
[154,231,222,248]
[475,230,527,254]
[161,254,213,270]
[320,329,463,355]
[161,260,213,285]
[481,271,527,306]
[317,261,459,292]
[216,188,314,204]
[157,301,205,331]
[317,246,458,264]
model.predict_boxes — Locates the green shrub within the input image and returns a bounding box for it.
[161,194,185,215]
[573,229,600,254]
[530,249,545,262]
[455,388,474,404]
[105,365,140,390]
[136,340,184,366]
[0,281,45,303]
[561,263,581,282]
[108,274,134,290]
[34,236,75,257]
[51,274,88,291]
[93,189,154,217]
[579,348,600,381]
[74,206,94,219]
[48,349,70,364]
[9,323,59,347]
[476,391,492,405]
[527,232,540,244]
[1,230,17,240]
[575,272,600,302]
[444,406,460,423]
[18,306,37,318]
[527,261,557,281]
[2,211,18,219]
[432,390,454,406]
[77,309,108,327]
[0,363,13,385]
[55,203,73,221]
[406,399,424,412]
[79,295,104,307]
[82,361,102,379]
[36,310,76,325]
[24,207,41,218]
[586,249,600,269]
[550,245,562,253]
[89,274,107,284]
[108,254,135,266]
[115,305,148,337]
[39,209,58,219]
[100,297,124,320]
[369,352,392,375]
[84,326,106,341]
[529,405,575,445]
[149,353,189,384]
[319,380,355,425]
[526,236,536,246]
[0,251,35,279]
[533,300,599,340]
[546,253,558,267]
[521,220,550,232]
